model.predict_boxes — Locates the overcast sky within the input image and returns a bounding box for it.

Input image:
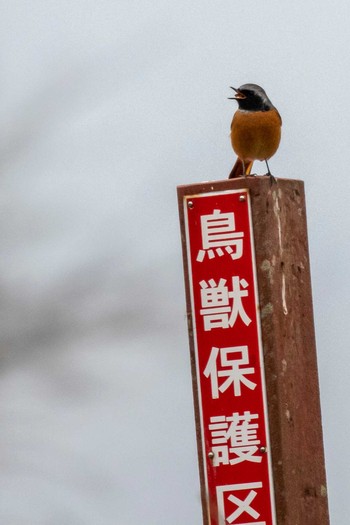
[0,1,349,523]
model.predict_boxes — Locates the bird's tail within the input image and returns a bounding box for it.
[228,158,253,179]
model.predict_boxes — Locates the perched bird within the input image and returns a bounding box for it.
[228,83,282,182]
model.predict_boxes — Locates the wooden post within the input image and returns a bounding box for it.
[177,176,329,524]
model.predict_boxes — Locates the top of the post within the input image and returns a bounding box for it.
[177,176,303,200]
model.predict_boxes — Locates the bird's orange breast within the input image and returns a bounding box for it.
[230,108,281,162]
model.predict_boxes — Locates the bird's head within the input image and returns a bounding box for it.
[228,84,274,111]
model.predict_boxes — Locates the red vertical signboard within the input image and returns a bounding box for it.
[182,188,276,525]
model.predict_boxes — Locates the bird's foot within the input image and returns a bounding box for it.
[267,172,276,186]
[264,159,276,185]
[262,172,276,185]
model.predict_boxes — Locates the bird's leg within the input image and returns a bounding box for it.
[265,159,276,185]
[242,160,246,177]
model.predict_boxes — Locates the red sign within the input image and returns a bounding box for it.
[183,189,276,525]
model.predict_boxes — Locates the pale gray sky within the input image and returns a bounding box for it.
[1,1,349,523]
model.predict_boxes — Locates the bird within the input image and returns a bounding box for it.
[228,83,282,182]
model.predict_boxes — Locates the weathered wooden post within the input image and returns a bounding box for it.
[177,176,329,524]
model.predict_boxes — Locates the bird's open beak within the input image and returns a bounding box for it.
[228,87,246,100]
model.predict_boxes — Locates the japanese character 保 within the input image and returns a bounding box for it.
[204,346,256,398]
